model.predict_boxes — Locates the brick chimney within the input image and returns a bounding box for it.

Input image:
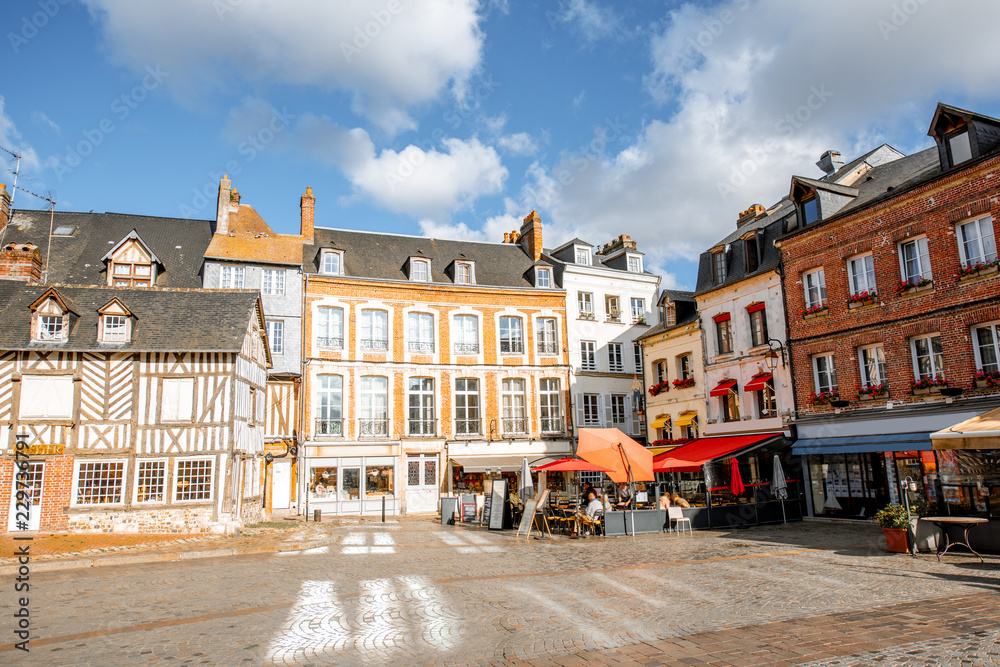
[0,183,11,229]
[0,243,43,282]
[737,204,766,228]
[216,175,232,235]
[518,211,542,261]
[300,186,315,243]
[597,234,638,256]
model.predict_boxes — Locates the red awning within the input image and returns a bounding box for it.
[710,379,738,396]
[652,433,782,473]
[744,373,773,392]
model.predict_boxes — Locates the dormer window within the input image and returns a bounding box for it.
[575,247,590,265]
[410,258,430,282]
[800,195,819,226]
[102,231,160,287]
[947,129,972,166]
[744,233,760,273]
[712,250,727,285]
[536,267,551,288]
[627,255,642,273]
[30,288,77,343]
[321,250,343,275]
[39,316,64,340]
[103,316,127,342]
[454,261,474,285]
[97,297,133,343]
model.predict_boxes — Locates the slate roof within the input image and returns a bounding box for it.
[204,204,305,266]
[637,291,699,342]
[0,283,265,358]
[3,209,213,287]
[305,227,557,289]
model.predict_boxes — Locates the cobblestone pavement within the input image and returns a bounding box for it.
[3,518,1000,665]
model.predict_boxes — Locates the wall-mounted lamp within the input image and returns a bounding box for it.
[764,338,786,372]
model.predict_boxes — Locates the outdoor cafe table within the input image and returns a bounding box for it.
[919,516,989,562]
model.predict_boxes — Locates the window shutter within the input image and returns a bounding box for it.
[600,395,610,428]
[575,393,585,430]
[918,238,932,280]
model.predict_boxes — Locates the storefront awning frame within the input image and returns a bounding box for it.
[791,431,932,455]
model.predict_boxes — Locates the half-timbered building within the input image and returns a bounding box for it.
[0,283,270,533]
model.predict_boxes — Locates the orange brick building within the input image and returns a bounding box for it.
[301,209,572,516]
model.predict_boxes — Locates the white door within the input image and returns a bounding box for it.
[8,462,44,531]
[405,455,439,513]
[271,461,291,510]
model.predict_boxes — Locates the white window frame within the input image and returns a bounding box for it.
[316,374,343,433]
[536,267,551,288]
[410,258,430,282]
[536,317,557,355]
[173,457,214,503]
[633,344,643,374]
[19,374,74,419]
[407,312,435,353]
[407,377,435,436]
[499,316,524,355]
[897,236,932,283]
[911,333,945,381]
[103,314,127,342]
[261,268,285,296]
[803,269,827,308]
[581,393,601,426]
[847,253,877,296]
[37,315,65,341]
[134,459,167,504]
[859,345,887,387]
[539,378,562,433]
[358,376,389,424]
[812,354,837,394]
[713,250,727,284]
[452,314,480,354]
[317,306,344,349]
[630,298,645,323]
[610,394,627,426]
[627,255,642,273]
[265,320,284,355]
[501,378,527,434]
[320,250,343,276]
[72,459,127,506]
[974,322,1000,374]
[359,309,388,350]
[678,354,692,380]
[578,292,594,317]
[957,216,997,267]
[608,343,624,373]
[580,341,597,371]
[219,265,245,289]
[948,130,973,166]
[454,378,480,434]
[161,377,195,423]
[454,261,474,284]
[575,247,590,265]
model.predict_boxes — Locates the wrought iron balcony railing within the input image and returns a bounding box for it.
[360,338,388,351]
[314,419,343,436]
[455,419,480,436]
[317,337,343,349]
[359,419,389,436]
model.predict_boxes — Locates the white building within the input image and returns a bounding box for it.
[545,235,660,442]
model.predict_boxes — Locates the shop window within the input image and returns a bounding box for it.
[74,460,126,505]
[366,465,395,498]
[174,458,213,502]
[310,467,338,500]
[135,460,166,503]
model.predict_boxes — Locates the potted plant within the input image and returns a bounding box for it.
[648,381,670,397]
[809,390,840,406]
[856,382,888,401]
[847,290,878,309]
[800,303,828,319]
[954,258,1000,281]
[672,377,696,390]
[972,369,1000,389]
[873,503,909,552]
[894,276,933,297]
[910,375,947,396]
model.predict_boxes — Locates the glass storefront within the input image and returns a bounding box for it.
[305,456,398,515]
[806,452,888,518]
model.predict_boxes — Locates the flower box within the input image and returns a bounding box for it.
[895,279,933,298]
[801,305,828,320]
[955,261,999,283]
[848,297,877,310]
[972,370,1000,389]
[648,381,670,397]
[809,390,840,406]
[672,378,696,390]
[858,392,888,402]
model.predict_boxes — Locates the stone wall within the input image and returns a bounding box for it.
[65,507,217,533]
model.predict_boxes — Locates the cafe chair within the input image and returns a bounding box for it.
[580,510,604,537]
[668,506,692,535]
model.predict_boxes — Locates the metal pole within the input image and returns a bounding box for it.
[382,494,386,522]
[902,476,916,557]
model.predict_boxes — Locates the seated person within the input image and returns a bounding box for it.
[575,490,603,534]
[672,493,691,508]
[658,493,671,510]
[616,483,633,508]
[580,482,597,507]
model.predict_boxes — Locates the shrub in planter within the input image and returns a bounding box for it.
[873,503,910,553]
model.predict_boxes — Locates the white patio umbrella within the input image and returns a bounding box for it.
[772,454,788,524]
[519,457,535,501]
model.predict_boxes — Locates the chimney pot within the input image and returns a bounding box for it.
[300,187,315,242]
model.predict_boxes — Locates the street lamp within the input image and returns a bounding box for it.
[764,338,786,371]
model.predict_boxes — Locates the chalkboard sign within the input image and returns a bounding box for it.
[481,496,492,526]
[489,479,507,530]
[462,501,478,523]
[517,499,539,537]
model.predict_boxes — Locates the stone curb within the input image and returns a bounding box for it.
[0,535,338,575]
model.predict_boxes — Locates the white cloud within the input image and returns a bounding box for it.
[80,0,484,134]
[223,98,507,219]
[30,111,61,136]
[0,97,41,172]
[571,89,586,109]
[498,132,539,156]
[552,0,624,42]
[515,0,1000,275]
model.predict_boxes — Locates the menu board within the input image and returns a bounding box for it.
[462,500,478,523]
[481,496,492,526]
[489,479,507,530]
[517,500,539,537]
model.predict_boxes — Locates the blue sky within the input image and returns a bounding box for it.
[4,0,1000,289]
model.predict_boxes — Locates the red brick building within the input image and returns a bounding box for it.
[777,104,1000,531]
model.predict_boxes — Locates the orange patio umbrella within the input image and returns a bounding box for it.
[576,428,655,484]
